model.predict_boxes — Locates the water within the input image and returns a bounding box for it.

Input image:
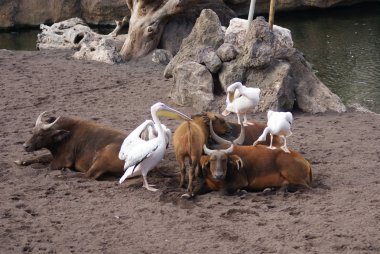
[276,3,380,112]
[0,3,379,112]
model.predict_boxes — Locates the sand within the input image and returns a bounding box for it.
[0,49,379,253]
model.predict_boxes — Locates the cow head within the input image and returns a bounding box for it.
[201,144,243,181]
[23,112,69,152]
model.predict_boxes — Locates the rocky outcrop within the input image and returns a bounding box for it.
[168,13,346,113]
[164,9,225,78]
[0,0,128,29]
[225,0,376,16]
[0,0,375,29]
[37,18,124,64]
[171,62,214,111]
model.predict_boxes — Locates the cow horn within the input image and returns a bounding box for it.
[221,144,234,154]
[203,144,214,155]
[35,111,60,130]
[209,120,232,145]
[233,118,245,145]
[35,111,47,127]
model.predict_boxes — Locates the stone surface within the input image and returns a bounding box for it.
[0,0,375,29]
[152,49,173,65]
[164,9,225,78]
[197,47,222,74]
[37,18,125,64]
[171,61,214,111]
[216,43,239,62]
[0,0,128,29]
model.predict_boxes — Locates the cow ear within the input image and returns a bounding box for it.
[52,130,70,142]
[228,155,243,170]
[200,156,210,168]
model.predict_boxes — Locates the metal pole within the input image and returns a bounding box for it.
[269,0,276,30]
[247,0,256,31]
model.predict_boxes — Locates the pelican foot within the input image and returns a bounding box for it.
[267,146,277,150]
[143,184,158,192]
[281,146,290,153]
[243,121,254,126]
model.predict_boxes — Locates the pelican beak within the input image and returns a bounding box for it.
[156,105,192,121]
[228,92,235,103]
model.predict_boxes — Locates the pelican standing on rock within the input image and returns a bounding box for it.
[222,81,260,126]
[118,102,191,191]
[253,110,293,153]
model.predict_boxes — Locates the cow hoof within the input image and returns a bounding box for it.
[181,193,194,199]
[14,160,26,166]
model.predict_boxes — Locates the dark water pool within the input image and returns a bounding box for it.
[1,3,379,112]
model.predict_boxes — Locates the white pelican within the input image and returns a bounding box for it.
[140,123,171,149]
[253,110,293,153]
[118,102,191,191]
[222,81,260,126]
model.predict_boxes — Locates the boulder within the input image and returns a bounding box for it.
[0,0,128,29]
[171,62,214,111]
[37,18,126,64]
[245,60,295,111]
[164,9,225,78]
[152,49,173,65]
[224,18,248,50]
[73,37,124,64]
[216,43,239,62]
[37,18,93,50]
[197,47,222,74]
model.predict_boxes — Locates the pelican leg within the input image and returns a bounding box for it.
[243,114,254,126]
[267,134,276,150]
[142,174,158,192]
[280,136,290,153]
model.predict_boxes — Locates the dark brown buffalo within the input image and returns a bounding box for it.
[16,112,126,179]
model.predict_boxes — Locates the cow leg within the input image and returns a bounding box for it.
[84,159,108,180]
[14,153,53,166]
[187,160,197,195]
[177,156,186,189]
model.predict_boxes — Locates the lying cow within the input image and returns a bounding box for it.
[195,143,312,196]
[15,112,126,179]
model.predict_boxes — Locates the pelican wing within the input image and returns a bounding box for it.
[122,138,159,170]
[119,120,154,160]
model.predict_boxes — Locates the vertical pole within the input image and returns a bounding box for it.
[247,0,256,31]
[269,0,276,30]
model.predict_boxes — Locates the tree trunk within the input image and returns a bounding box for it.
[120,0,236,61]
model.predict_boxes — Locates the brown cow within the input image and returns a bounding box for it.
[196,144,312,196]
[15,112,126,179]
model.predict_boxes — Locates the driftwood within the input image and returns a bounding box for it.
[120,0,235,61]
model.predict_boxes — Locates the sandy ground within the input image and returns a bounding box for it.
[0,49,380,254]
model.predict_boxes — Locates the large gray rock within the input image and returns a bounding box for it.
[216,43,239,62]
[0,0,128,29]
[37,18,125,64]
[0,0,374,29]
[164,9,225,78]
[171,61,214,111]
[217,16,346,113]
[245,60,295,111]
[197,47,222,74]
